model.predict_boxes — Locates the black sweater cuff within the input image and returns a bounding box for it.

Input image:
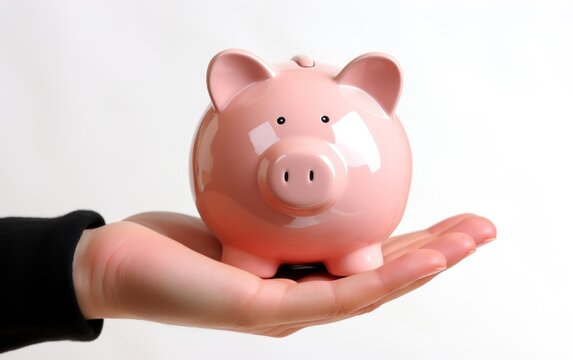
[0,210,105,352]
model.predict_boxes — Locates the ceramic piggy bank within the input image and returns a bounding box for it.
[191,49,412,278]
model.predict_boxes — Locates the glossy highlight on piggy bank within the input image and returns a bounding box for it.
[191,49,412,278]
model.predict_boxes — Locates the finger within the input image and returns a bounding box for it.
[382,213,475,250]
[353,243,477,317]
[239,250,447,336]
[266,249,446,325]
[382,214,496,257]
[427,213,479,235]
[384,232,476,265]
[382,214,475,248]
[380,276,435,305]
[260,261,446,337]
[352,233,485,317]
[381,232,436,258]
[343,276,436,322]
[125,212,222,260]
[421,232,476,267]
[311,233,478,326]
[280,220,491,333]
[380,229,431,247]
[255,237,476,337]
[431,215,497,247]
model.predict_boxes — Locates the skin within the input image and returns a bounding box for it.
[72,213,496,337]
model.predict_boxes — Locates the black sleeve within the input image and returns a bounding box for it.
[0,210,105,353]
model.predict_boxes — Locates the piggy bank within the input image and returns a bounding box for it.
[191,49,412,278]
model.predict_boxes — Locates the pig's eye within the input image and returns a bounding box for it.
[276,116,286,125]
[321,115,330,123]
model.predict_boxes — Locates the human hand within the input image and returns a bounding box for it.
[72,213,495,337]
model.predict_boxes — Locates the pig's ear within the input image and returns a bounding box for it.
[207,49,276,112]
[336,53,402,117]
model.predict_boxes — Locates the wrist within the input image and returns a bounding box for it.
[73,228,99,320]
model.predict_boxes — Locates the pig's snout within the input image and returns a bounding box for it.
[271,153,334,207]
[258,138,347,216]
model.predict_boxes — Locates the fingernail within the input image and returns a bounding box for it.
[416,266,446,281]
[464,248,476,258]
[477,237,496,248]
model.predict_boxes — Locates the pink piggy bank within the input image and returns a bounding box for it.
[191,49,412,278]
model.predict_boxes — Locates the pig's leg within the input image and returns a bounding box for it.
[324,244,384,276]
[222,246,280,279]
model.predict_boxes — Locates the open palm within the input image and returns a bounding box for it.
[72,213,495,337]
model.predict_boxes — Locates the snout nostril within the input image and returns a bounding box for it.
[284,171,289,182]
[309,170,314,181]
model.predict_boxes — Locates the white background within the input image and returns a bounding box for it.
[1,1,572,359]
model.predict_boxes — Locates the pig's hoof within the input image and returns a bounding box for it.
[221,246,280,278]
[324,244,384,276]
